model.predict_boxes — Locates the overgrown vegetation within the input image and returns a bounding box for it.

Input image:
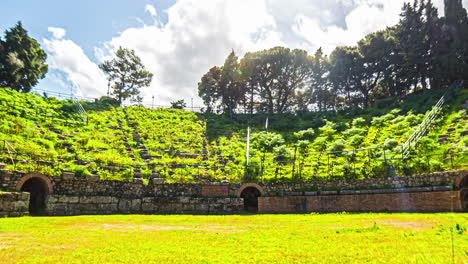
[0,86,466,183]
[198,0,468,114]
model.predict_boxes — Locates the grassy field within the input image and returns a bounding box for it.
[0,213,466,264]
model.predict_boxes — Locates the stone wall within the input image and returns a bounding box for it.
[46,194,243,216]
[0,169,23,190]
[0,192,29,217]
[201,185,230,197]
[1,169,465,197]
[148,183,202,197]
[53,178,144,198]
[0,169,466,215]
[258,170,467,196]
[259,191,462,213]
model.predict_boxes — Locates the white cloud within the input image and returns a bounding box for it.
[42,0,464,106]
[145,4,157,17]
[43,27,107,99]
[47,27,66,39]
[96,0,282,106]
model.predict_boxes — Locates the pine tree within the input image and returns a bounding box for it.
[99,47,153,106]
[0,22,48,92]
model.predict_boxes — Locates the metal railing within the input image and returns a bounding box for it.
[401,81,460,158]
[244,144,468,183]
[72,97,88,125]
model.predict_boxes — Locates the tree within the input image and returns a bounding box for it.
[328,30,397,109]
[198,66,222,112]
[252,132,285,177]
[171,99,186,109]
[308,48,332,111]
[357,30,396,107]
[441,0,468,85]
[219,51,245,116]
[99,47,153,106]
[197,51,245,116]
[394,0,442,90]
[329,46,361,107]
[0,22,48,92]
[240,47,313,114]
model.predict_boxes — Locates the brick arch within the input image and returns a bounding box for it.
[459,172,468,211]
[16,173,53,193]
[456,171,468,189]
[236,183,265,197]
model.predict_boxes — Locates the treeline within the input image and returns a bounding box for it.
[0,22,48,93]
[198,0,468,114]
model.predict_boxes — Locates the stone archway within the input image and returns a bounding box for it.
[459,174,468,211]
[238,183,264,212]
[16,173,53,215]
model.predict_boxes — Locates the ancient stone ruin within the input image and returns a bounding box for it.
[0,169,467,217]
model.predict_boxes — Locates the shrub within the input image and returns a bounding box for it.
[384,138,398,149]
[327,139,346,153]
[352,117,366,127]
[294,128,315,141]
[74,166,92,177]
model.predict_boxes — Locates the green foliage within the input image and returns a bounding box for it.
[352,117,367,127]
[170,99,186,109]
[99,47,153,105]
[0,21,48,92]
[73,166,92,177]
[0,79,466,183]
[384,138,398,149]
[296,140,310,154]
[273,145,290,162]
[327,139,346,152]
[252,132,285,153]
[294,128,315,141]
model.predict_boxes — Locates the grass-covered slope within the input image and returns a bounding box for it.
[0,87,466,183]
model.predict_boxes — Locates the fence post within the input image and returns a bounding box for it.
[261,152,265,181]
[291,146,297,180]
[353,150,356,177]
[426,155,430,172]
[383,148,388,177]
[450,152,454,169]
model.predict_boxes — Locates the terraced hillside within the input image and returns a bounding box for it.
[0,87,466,183]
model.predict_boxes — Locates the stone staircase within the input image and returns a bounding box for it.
[438,100,468,144]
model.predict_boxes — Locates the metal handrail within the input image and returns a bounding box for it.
[72,97,88,124]
[401,81,459,158]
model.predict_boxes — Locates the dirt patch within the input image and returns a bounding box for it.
[71,223,246,233]
[100,224,191,230]
[379,220,436,229]
[0,233,29,250]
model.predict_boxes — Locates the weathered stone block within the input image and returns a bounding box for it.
[130,199,141,211]
[142,202,156,212]
[79,196,98,204]
[61,172,75,179]
[86,175,100,181]
[59,196,80,204]
[133,178,143,184]
[152,178,165,184]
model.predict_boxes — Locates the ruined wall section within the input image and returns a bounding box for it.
[0,192,29,217]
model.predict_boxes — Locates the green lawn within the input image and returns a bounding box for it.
[0,213,466,264]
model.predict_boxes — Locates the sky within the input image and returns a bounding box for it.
[1,0,466,107]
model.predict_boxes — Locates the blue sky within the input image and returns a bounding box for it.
[0,0,463,106]
[1,0,172,57]
[1,0,174,101]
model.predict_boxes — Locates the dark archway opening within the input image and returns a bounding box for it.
[20,177,49,216]
[241,187,261,212]
[460,176,468,212]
